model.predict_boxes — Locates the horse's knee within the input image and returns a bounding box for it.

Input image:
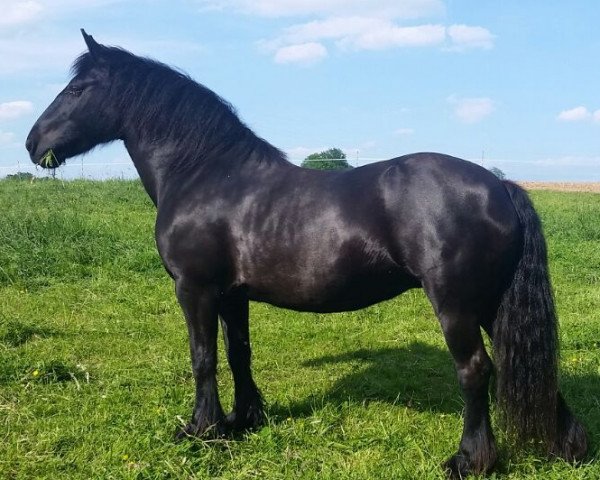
[190,351,218,380]
[456,349,492,392]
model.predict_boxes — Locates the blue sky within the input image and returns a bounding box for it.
[1,0,599,180]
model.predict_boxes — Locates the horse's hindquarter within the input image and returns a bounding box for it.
[379,154,522,304]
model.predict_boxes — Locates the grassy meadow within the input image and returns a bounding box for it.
[0,178,599,479]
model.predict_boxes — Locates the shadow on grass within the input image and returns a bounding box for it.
[0,318,57,347]
[269,342,600,453]
[270,341,462,419]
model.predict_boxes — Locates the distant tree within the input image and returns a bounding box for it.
[489,166,506,180]
[301,148,352,170]
[5,172,34,181]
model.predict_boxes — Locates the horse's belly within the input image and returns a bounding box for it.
[246,268,419,313]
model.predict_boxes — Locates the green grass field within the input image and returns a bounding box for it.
[1,178,599,479]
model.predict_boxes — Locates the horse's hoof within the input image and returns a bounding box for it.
[443,450,496,479]
[443,453,474,479]
[174,420,226,442]
[224,405,266,432]
[174,424,194,442]
[551,412,588,463]
[224,411,240,429]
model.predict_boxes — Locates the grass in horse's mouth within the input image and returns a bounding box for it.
[40,149,58,168]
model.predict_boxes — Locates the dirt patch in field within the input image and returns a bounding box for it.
[518,182,600,193]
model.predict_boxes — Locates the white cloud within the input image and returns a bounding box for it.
[274,42,327,65]
[448,95,495,123]
[200,0,492,63]
[0,101,34,120]
[395,127,415,136]
[260,19,493,63]
[341,23,446,51]
[446,24,495,51]
[556,105,600,124]
[276,18,446,51]
[259,15,494,63]
[278,17,384,46]
[0,131,16,146]
[0,1,43,27]
[557,106,591,122]
[197,0,444,18]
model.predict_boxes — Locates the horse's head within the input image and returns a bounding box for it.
[26,30,119,168]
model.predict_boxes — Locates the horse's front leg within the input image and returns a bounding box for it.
[219,290,265,431]
[174,279,226,439]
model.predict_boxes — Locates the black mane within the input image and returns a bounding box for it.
[72,46,286,172]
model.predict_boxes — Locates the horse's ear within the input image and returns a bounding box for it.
[81,29,102,60]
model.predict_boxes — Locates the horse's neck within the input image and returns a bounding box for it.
[122,125,292,208]
[123,136,172,207]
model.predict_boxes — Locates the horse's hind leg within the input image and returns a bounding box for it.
[426,291,497,478]
[219,290,265,432]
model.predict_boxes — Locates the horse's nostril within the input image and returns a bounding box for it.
[25,136,35,154]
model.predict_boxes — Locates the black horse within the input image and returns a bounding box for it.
[26,31,587,477]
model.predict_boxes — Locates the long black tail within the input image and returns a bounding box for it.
[494,181,558,446]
